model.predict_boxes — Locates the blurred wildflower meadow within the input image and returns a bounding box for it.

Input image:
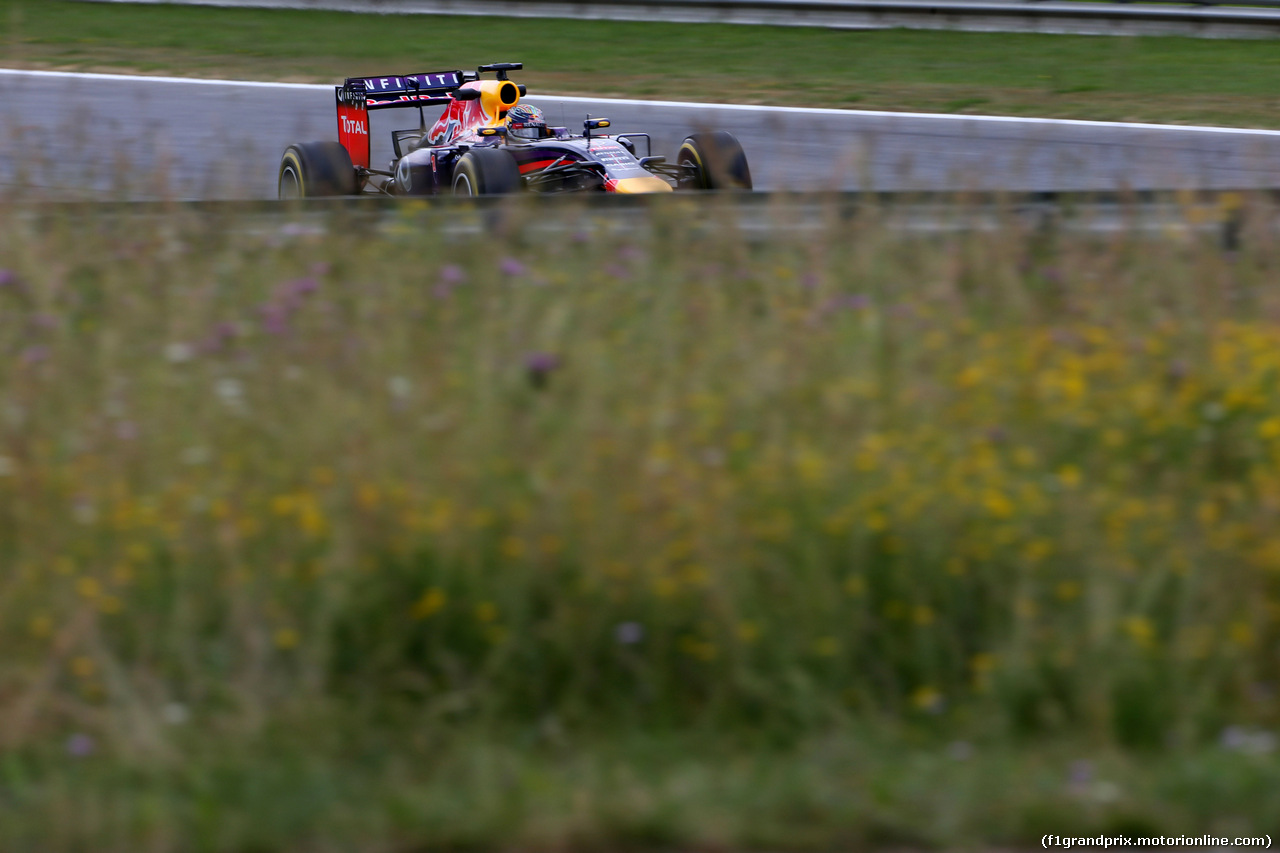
[1,196,1279,850]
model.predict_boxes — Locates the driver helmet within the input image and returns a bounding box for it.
[506,104,547,141]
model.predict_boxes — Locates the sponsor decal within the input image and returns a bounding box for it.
[590,142,638,167]
[336,87,366,107]
[340,116,367,136]
[357,71,461,95]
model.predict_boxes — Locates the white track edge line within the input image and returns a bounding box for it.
[4,66,1280,137]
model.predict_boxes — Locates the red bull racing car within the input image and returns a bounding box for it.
[278,62,751,197]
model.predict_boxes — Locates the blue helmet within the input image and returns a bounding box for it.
[506,104,546,141]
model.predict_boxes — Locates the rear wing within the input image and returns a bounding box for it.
[334,69,474,169]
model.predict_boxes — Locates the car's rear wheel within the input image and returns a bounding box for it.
[452,148,521,196]
[677,131,752,191]
[278,141,358,199]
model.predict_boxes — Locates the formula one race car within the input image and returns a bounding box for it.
[278,62,751,197]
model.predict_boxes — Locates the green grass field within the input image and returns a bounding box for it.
[5,1,1280,125]
[1,196,1280,849]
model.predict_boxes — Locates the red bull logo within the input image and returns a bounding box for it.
[428,97,494,145]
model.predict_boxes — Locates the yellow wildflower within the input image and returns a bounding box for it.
[1229,621,1255,648]
[983,490,1015,519]
[679,636,718,661]
[411,587,447,619]
[812,636,839,657]
[911,685,942,712]
[652,576,678,598]
[1124,616,1155,648]
[956,365,984,389]
[1057,465,1082,489]
[273,628,300,649]
[1022,539,1054,564]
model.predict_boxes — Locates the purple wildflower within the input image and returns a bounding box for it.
[215,321,238,343]
[1039,266,1063,285]
[1051,327,1078,345]
[66,733,95,758]
[439,264,466,285]
[0,269,17,287]
[200,322,239,355]
[261,303,290,336]
[615,622,644,645]
[801,271,821,289]
[310,262,331,277]
[525,352,560,372]
[434,264,467,299]
[1218,726,1274,754]
[500,257,527,277]
[1068,760,1093,788]
[524,352,561,389]
[21,345,49,365]
[826,294,870,313]
[286,277,319,298]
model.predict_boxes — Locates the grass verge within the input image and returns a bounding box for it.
[0,195,1279,849]
[4,1,1280,125]
[6,723,1280,851]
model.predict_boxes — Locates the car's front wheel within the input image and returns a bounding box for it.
[451,148,522,196]
[677,131,752,191]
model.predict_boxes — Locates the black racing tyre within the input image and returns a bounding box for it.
[278,141,358,199]
[451,148,522,196]
[676,131,752,191]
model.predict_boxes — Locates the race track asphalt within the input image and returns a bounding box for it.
[4,69,1280,199]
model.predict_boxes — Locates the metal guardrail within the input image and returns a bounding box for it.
[76,0,1280,37]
